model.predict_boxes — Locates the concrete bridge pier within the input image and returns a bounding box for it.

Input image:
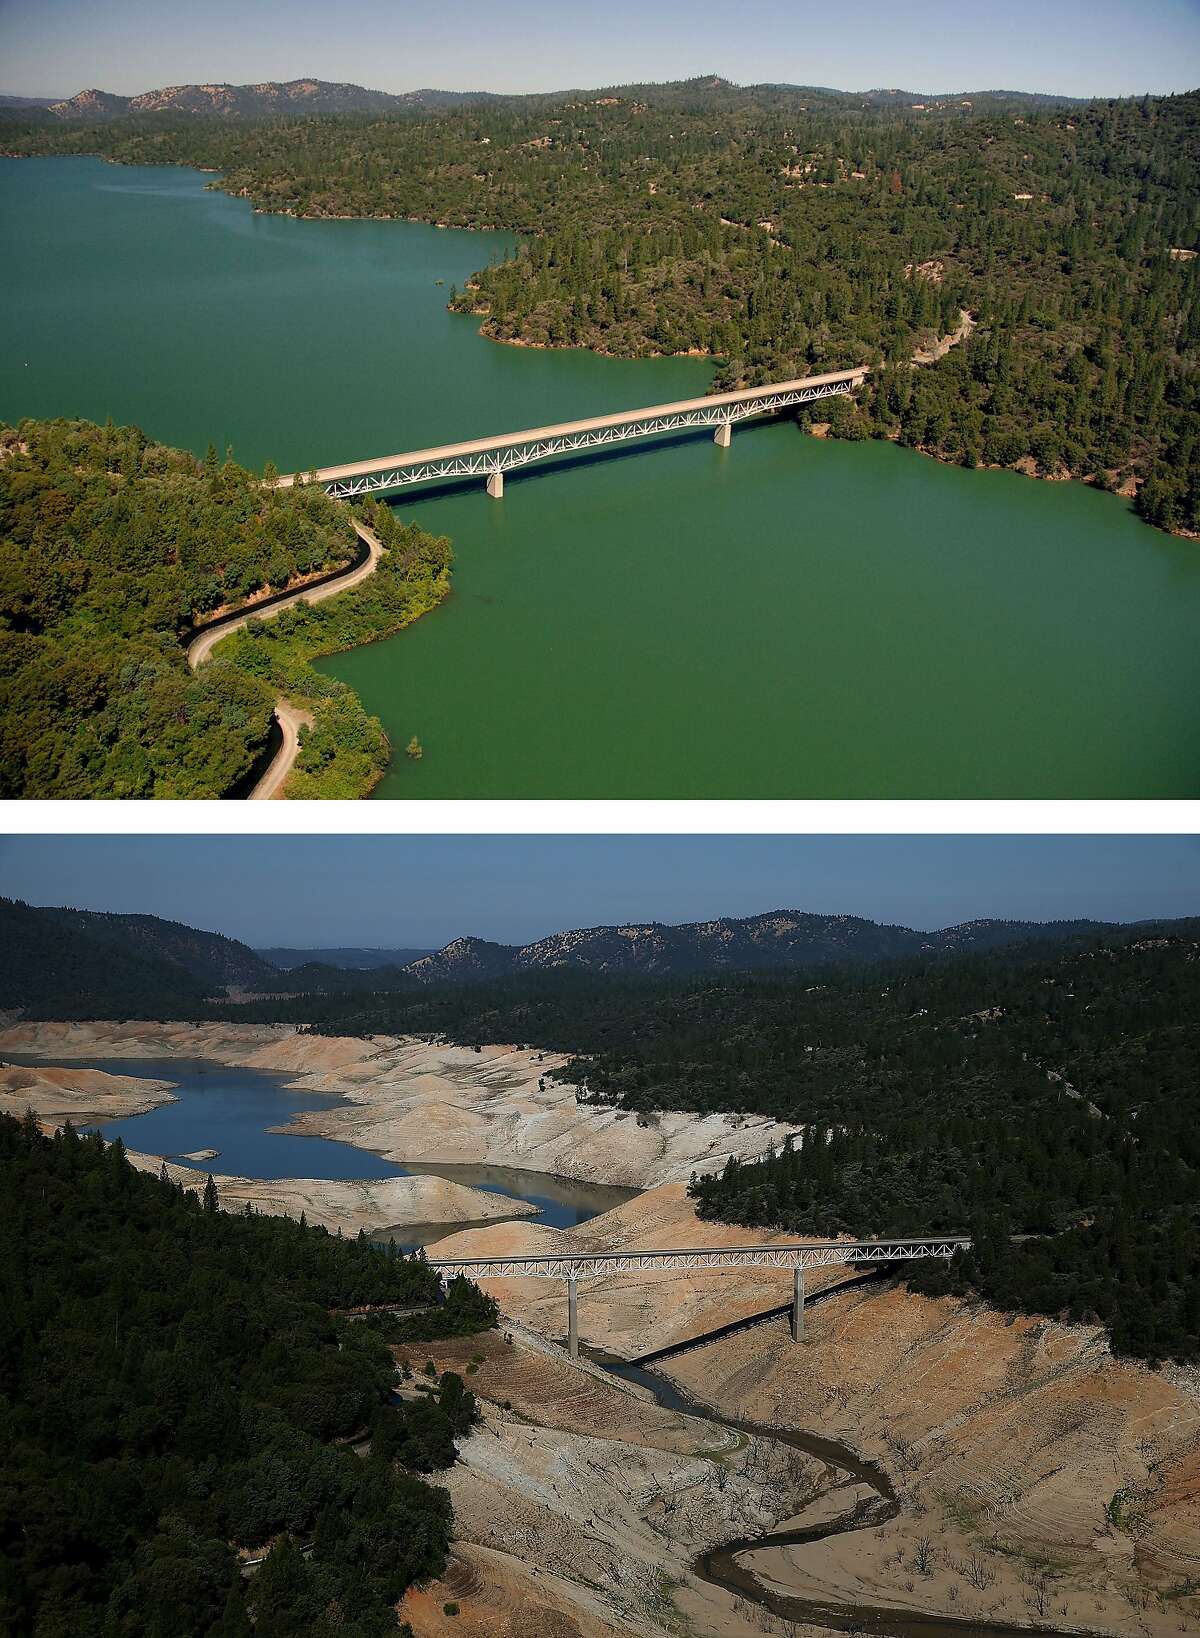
[713,421,732,448]
[567,1272,579,1359]
[791,1267,805,1341]
[486,469,504,499]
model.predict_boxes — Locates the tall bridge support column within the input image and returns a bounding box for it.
[714,422,732,448]
[567,1273,579,1360]
[486,469,504,499]
[791,1268,805,1341]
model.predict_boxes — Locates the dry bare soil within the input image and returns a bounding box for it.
[407,1186,1200,1638]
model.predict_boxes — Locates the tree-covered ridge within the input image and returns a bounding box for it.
[0,1112,496,1637]
[0,895,215,1015]
[0,421,452,799]
[6,84,1197,530]
[0,419,350,797]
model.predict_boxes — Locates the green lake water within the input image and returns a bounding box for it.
[4,156,1198,797]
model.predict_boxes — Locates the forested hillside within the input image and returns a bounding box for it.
[0,1112,496,1636]
[0,420,452,798]
[6,81,1197,530]
[0,897,215,1016]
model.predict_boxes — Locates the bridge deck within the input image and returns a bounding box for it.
[428,1235,969,1282]
[278,367,868,488]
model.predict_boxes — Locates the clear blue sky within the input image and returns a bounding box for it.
[0,836,1195,947]
[1,0,1197,100]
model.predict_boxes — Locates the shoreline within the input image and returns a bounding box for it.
[5,149,1183,541]
[124,1150,540,1236]
[6,1022,1198,1632]
[0,1023,797,1191]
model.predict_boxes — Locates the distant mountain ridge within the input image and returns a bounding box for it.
[0,898,1156,1018]
[0,897,275,1017]
[25,79,502,121]
[9,75,1088,125]
[397,911,1113,986]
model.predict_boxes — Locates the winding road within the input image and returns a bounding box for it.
[186,517,384,800]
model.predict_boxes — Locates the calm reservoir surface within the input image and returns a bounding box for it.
[5,156,1198,796]
[4,1052,633,1238]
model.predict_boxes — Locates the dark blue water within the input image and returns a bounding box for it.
[5,1053,633,1232]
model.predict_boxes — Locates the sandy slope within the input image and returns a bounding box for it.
[0,1061,175,1126]
[422,1185,1200,1636]
[0,1020,386,1076]
[0,1024,796,1187]
[124,1152,538,1236]
[663,1281,1200,1618]
[397,1323,826,1638]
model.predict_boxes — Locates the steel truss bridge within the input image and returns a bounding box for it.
[276,367,868,501]
[429,1235,968,1359]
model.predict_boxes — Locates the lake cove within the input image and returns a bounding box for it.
[0,156,711,472]
[5,157,1198,798]
[2,1052,635,1242]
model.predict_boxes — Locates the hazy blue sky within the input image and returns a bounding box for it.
[2,0,1197,99]
[0,836,1195,947]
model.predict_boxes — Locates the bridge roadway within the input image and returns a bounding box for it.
[277,367,869,499]
[428,1235,969,1360]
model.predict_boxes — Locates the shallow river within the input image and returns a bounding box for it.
[4,156,1198,797]
[4,1053,634,1240]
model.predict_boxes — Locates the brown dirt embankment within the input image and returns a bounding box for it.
[0,1019,385,1077]
[124,1153,538,1237]
[274,1038,796,1189]
[664,1279,1200,1585]
[0,1024,796,1189]
[0,1060,175,1127]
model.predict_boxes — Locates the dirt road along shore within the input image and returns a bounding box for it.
[186,515,384,799]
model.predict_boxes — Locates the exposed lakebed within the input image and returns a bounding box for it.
[4,156,1197,797]
[3,1052,634,1242]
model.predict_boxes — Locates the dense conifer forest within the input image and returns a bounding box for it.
[0,421,451,798]
[5,80,1197,530]
[0,1112,496,1636]
[211,922,1200,1364]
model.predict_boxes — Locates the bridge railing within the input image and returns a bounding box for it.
[428,1236,970,1283]
[279,367,870,499]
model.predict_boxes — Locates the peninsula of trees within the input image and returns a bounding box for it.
[5,78,1197,531]
[0,419,452,798]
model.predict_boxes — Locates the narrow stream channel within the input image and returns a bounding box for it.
[596,1354,1095,1638]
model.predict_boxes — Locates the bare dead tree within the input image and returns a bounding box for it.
[964,1551,997,1591]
